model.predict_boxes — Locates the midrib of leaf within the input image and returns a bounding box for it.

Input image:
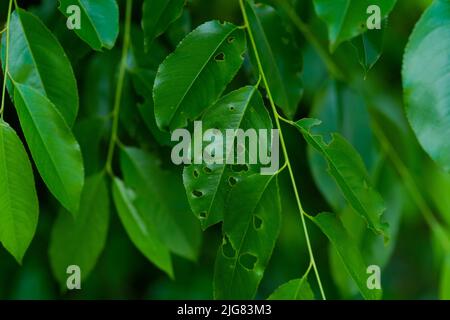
[226,174,274,296]
[14,85,71,206]
[77,0,104,46]
[118,181,149,236]
[248,4,290,110]
[166,25,238,126]
[16,10,48,104]
[302,128,381,234]
[0,124,19,254]
[337,0,351,43]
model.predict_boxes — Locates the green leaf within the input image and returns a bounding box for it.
[313,0,396,51]
[310,212,382,300]
[49,173,110,287]
[351,19,387,74]
[2,9,78,126]
[402,0,450,173]
[214,176,281,299]
[244,0,303,119]
[13,83,84,215]
[268,278,315,300]
[295,118,388,239]
[112,177,173,277]
[58,0,119,50]
[183,86,273,229]
[120,147,202,261]
[153,20,246,131]
[440,253,450,300]
[0,120,39,264]
[142,0,185,48]
[308,82,377,211]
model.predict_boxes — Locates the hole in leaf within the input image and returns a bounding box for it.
[253,215,263,230]
[199,211,207,219]
[231,164,248,172]
[228,176,237,186]
[203,166,212,174]
[192,190,203,197]
[229,105,235,111]
[215,52,225,61]
[239,253,258,270]
[222,235,236,258]
[193,169,199,178]
[227,36,235,44]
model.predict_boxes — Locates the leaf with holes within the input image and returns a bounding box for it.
[142,0,185,49]
[120,147,201,261]
[402,0,450,173]
[313,0,396,51]
[49,173,109,287]
[153,20,246,131]
[183,86,273,229]
[244,0,303,119]
[1,9,78,126]
[0,120,38,264]
[310,212,382,300]
[295,118,388,240]
[112,177,173,277]
[13,83,84,215]
[214,176,281,299]
[268,278,315,300]
[58,0,119,51]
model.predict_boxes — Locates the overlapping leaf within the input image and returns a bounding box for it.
[58,0,119,50]
[142,0,185,48]
[313,0,396,51]
[0,121,38,264]
[13,83,84,214]
[153,20,246,131]
[183,86,273,229]
[214,176,281,299]
[120,147,201,261]
[2,9,78,126]
[402,0,450,173]
[268,278,315,300]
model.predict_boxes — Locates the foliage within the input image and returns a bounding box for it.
[0,0,449,300]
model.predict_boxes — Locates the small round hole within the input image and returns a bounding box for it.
[193,169,199,178]
[229,176,237,186]
[214,52,225,61]
[192,190,203,198]
[203,166,212,174]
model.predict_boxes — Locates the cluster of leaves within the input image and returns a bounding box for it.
[0,0,449,299]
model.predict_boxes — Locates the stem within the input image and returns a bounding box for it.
[280,2,450,250]
[105,0,133,176]
[239,0,326,300]
[0,0,13,119]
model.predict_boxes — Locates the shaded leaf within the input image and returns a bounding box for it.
[440,253,450,300]
[49,173,110,287]
[244,0,303,119]
[153,20,246,131]
[142,0,185,48]
[112,177,173,277]
[120,147,202,261]
[310,212,382,300]
[268,278,315,300]
[0,120,38,264]
[13,83,84,215]
[402,0,450,173]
